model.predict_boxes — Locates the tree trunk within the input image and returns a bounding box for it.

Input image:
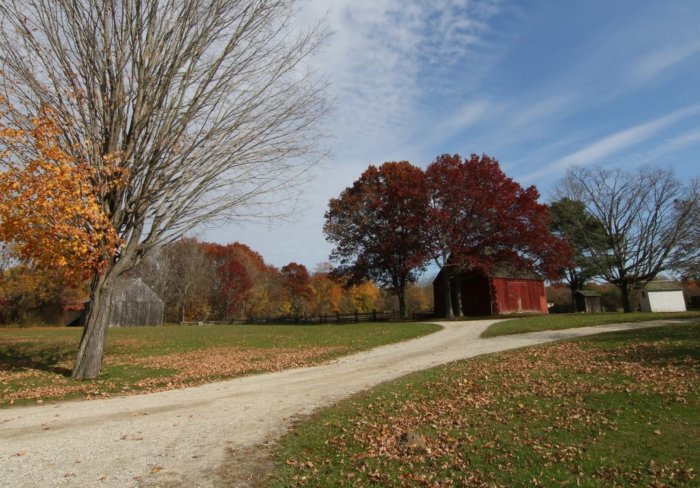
[620,282,632,313]
[441,269,454,319]
[72,274,114,379]
[397,287,407,319]
[567,268,580,312]
[72,236,140,379]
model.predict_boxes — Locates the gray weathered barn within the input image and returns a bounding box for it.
[575,290,602,313]
[108,278,164,327]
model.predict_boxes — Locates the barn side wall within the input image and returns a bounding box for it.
[491,278,548,315]
[110,301,164,327]
[435,270,548,317]
[433,272,447,317]
[109,279,164,327]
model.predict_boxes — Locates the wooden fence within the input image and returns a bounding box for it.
[182,310,398,326]
[180,309,443,326]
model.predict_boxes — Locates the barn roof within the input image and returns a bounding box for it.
[111,278,163,303]
[487,268,542,280]
[432,265,543,284]
[575,290,601,297]
[641,281,683,292]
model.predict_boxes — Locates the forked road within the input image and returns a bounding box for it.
[0,319,680,487]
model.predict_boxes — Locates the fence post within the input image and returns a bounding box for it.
[355,310,358,323]
[372,310,376,321]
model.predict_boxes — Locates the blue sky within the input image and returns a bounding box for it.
[203,0,700,270]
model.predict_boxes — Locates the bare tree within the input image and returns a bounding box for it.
[0,0,328,377]
[131,239,213,322]
[161,239,214,323]
[676,223,700,280]
[557,166,699,312]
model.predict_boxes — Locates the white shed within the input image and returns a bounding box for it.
[638,283,686,313]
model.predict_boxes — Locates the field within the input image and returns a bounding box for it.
[482,311,700,337]
[0,322,440,407]
[272,322,699,487]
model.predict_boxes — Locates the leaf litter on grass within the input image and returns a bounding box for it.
[275,325,699,487]
[1,345,348,406]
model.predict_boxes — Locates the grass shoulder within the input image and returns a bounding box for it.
[0,321,440,407]
[271,322,699,487]
[481,311,700,338]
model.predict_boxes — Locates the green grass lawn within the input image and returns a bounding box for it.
[0,322,440,407]
[481,311,700,337]
[272,322,699,487]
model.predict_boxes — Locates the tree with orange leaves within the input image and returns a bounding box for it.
[0,105,122,281]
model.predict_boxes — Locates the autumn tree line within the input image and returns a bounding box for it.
[131,239,432,323]
[0,237,433,325]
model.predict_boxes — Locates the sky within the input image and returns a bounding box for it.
[202,0,700,271]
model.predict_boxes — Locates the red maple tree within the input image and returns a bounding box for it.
[280,262,313,316]
[202,242,261,319]
[426,153,570,318]
[324,161,431,318]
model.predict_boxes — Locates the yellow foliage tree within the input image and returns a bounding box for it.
[0,105,122,281]
[310,274,343,316]
[348,281,380,313]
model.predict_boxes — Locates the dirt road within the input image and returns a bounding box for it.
[0,319,678,487]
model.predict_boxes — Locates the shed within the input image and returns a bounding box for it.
[575,290,602,313]
[108,278,164,327]
[637,282,686,313]
[434,268,548,317]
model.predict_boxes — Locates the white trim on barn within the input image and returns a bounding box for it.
[637,288,686,313]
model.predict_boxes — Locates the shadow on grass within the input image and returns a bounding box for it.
[0,344,73,376]
[581,322,700,366]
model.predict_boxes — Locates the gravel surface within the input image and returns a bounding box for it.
[0,319,680,487]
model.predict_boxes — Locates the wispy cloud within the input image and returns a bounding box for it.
[434,99,495,137]
[506,93,578,131]
[616,126,700,168]
[630,40,700,84]
[522,104,700,183]
[300,0,502,160]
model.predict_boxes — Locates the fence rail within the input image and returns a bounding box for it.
[180,309,441,326]
[181,310,398,326]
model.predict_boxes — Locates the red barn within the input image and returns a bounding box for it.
[433,268,548,317]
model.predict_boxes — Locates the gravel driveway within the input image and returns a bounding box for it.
[0,319,679,487]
